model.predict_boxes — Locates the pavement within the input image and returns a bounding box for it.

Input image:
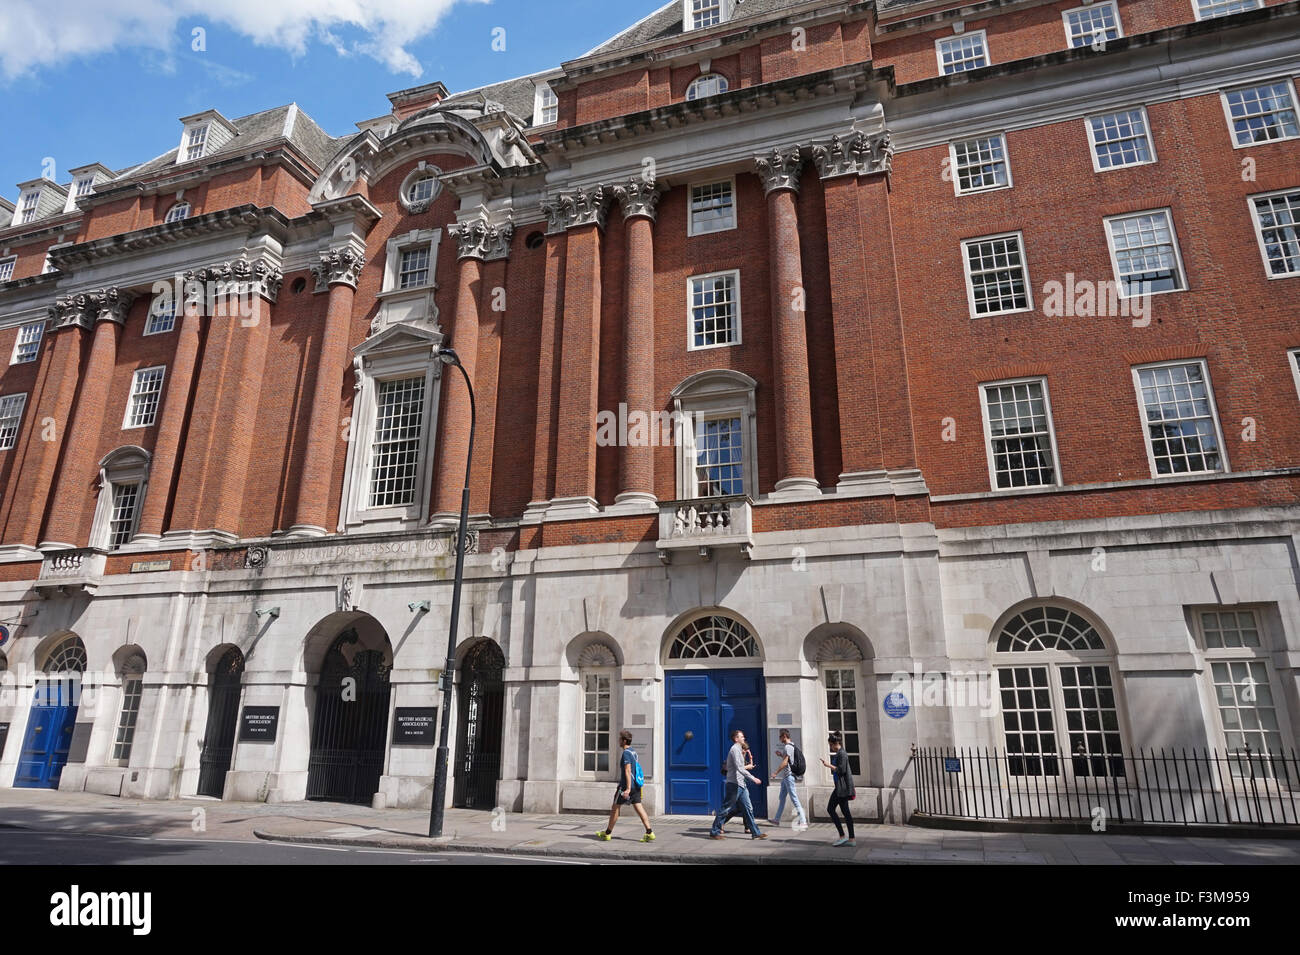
[2,788,1300,864]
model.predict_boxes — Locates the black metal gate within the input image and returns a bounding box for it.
[306,629,392,804]
[197,648,244,798]
[453,641,505,810]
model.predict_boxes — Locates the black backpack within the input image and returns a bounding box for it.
[788,744,807,779]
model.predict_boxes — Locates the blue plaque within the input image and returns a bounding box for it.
[944,757,961,773]
[883,690,910,719]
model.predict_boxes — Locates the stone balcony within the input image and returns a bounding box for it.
[35,547,108,596]
[656,495,753,563]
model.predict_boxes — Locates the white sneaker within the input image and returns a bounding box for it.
[832,837,848,847]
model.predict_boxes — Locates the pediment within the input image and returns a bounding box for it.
[353,321,443,360]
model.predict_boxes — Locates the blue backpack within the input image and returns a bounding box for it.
[629,749,645,788]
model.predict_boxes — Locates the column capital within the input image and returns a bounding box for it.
[540,185,612,233]
[612,178,665,223]
[810,130,894,180]
[310,246,366,291]
[449,215,514,261]
[754,145,805,196]
[184,253,284,304]
[47,286,136,330]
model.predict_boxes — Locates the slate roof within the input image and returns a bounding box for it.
[586,0,819,57]
[113,103,340,183]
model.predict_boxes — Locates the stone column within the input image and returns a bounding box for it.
[134,297,205,543]
[431,216,513,526]
[544,186,610,518]
[40,288,135,548]
[755,146,818,496]
[611,178,663,512]
[0,304,91,552]
[286,247,365,538]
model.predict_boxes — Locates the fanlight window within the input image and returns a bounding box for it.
[46,636,88,673]
[669,615,758,659]
[996,606,1105,653]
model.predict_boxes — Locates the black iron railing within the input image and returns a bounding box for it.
[913,745,1300,828]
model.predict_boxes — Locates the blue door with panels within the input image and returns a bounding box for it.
[15,679,79,789]
[665,668,767,816]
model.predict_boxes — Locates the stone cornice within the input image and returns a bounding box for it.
[45,205,291,272]
[540,185,612,233]
[754,145,805,195]
[611,177,665,222]
[184,254,284,304]
[310,247,366,290]
[91,142,320,207]
[47,287,136,331]
[809,129,893,179]
[449,216,515,261]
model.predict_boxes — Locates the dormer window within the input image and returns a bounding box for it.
[685,0,735,30]
[75,178,94,198]
[533,82,559,126]
[687,74,729,101]
[184,125,208,161]
[19,191,39,224]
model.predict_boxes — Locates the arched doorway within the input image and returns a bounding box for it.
[662,612,767,816]
[452,640,504,810]
[306,628,393,804]
[15,634,87,789]
[197,647,245,798]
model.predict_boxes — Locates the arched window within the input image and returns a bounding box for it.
[686,74,729,101]
[90,447,151,550]
[668,615,758,659]
[113,651,147,763]
[165,202,191,223]
[993,605,1125,778]
[577,642,619,776]
[670,370,758,501]
[45,635,88,673]
[816,635,867,776]
[399,165,443,214]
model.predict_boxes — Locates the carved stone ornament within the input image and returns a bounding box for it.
[337,575,355,613]
[815,634,864,663]
[184,254,284,304]
[47,286,136,330]
[810,130,894,180]
[540,185,611,233]
[311,247,366,291]
[449,216,514,262]
[244,545,269,570]
[754,145,805,196]
[577,642,617,668]
[612,178,664,222]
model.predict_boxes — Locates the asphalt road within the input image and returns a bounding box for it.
[0,828,610,865]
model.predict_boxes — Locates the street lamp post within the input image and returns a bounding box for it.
[429,345,475,838]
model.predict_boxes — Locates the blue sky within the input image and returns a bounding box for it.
[0,0,656,197]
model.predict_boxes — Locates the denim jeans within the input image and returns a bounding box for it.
[773,773,805,825]
[711,781,761,837]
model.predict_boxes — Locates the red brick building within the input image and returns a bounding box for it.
[0,0,1296,820]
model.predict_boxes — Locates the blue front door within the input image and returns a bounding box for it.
[665,668,767,816]
[15,679,79,789]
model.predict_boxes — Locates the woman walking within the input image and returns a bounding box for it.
[820,732,856,847]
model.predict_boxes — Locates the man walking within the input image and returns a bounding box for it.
[769,729,807,828]
[597,730,655,842]
[710,729,767,840]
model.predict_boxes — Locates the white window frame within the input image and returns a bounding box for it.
[382,229,441,293]
[340,327,443,533]
[145,297,177,336]
[1085,106,1157,172]
[122,366,167,430]
[0,257,14,283]
[18,191,40,225]
[1220,79,1300,149]
[113,674,144,763]
[1130,358,1229,478]
[183,124,209,162]
[74,177,95,199]
[949,132,1012,196]
[687,269,742,351]
[1103,208,1188,298]
[671,370,758,500]
[579,668,617,778]
[1290,349,1300,405]
[1247,188,1300,280]
[533,82,559,126]
[820,663,865,779]
[1194,607,1295,769]
[687,178,737,236]
[961,231,1033,317]
[1193,0,1261,19]
[0,393,27,451]
[164,201,191,223]
[979,377,1063,491]
[11,321,44,364]
[88,447,150,551]
[398,165,443,214]
[1062,1,1123,48]
[686,73,729,101]
[684,0,734,31]
[935,30,988,75]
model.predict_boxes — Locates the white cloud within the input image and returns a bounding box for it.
[0,0,489,80]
